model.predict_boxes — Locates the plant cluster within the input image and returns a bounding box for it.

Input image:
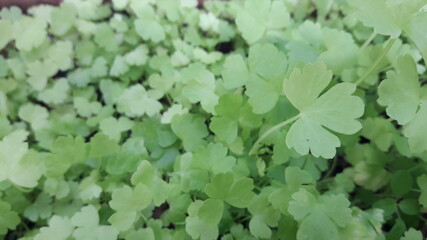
[0,0,426,239]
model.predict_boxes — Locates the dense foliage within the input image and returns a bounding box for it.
[0,0,427,239]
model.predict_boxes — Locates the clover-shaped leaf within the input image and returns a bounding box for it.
[284,62,364,158]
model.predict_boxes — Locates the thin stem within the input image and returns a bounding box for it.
[396,208,402,219]
[322,156,338,180]
[377,65,393,73]
[249,114,300,155]
[139,212,148,223]
[355,39,396,86]
[419,215,427,222]
[406,165,422,172]
[316,178,334,188]
[361,32,377,51]
[21,221,30,231]
[316,178,335,185]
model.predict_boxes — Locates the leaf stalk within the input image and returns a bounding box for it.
[249,114,300,155]
[355,38,396,86]
[360,32,377,51]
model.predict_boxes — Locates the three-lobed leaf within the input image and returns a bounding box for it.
[378,55,420,125]
[284,62,364,158]
[205,173,255,208]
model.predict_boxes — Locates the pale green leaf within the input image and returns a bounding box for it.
[378,55,420,125]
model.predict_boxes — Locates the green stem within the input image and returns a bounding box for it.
[396,208,402,219]
[249,115,300,155]
[139,212,148,223]
[408,164,423,172]
[377,65,393,73]
[355,39,396,86]
[419,215,427,222]
[322,156,338,180]
[361,32,377,51]
[21,221,30,231]
[316,178,334,186]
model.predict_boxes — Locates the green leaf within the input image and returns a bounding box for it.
[131,160,172,206]
[205,173,255,208]
[47,41,74,71]
[0,201,20,235]
[245,43,288,114]
[417,175,427,208]
[192,143,236,174]
[76,99,97,116]
[78,175,102,201]
[390,170,413,196]
[235,5,266,44]
[288,189,352,240]
[269,167,314,214]
[248,195,281,239]
[284,62,332,111]
[348,0,401,38]
[0,130,43,188]
[125,45,149,66]
[38,78,70,104]
[236,0,290,44]
[401,228,423,240]
[88,133,120,158]
[18,103,49,130]
[361,118,395,152]
[318,28,358,74]
[289,155,328,181]
[339,208,384,240]
[403,102,427,153]
[126,228,155,240]
[378,55,420,125]
[387,219,406,240]
[99,79,125,105]
[26,60,58,91]
[45,135,86,178]
[160,104,188,124]
[354,161,391,191]
[221,54,249,89]
[24,193,53,222]
[100,117,134,140]
[112,0,129,10]
[109,184,153,231]
[110,56,129,76]
[91,57,108,78]
[349,0,427,63]
[50,3,76,36]
[14,17,47,51]
[181,63,219,114]
[373,198,397,218]
[403,12,427,64]
[131,160,155,185]
[33,216,73,240]
[186,199,224,240]
[94,23,119,52]
[210,116,238,144]
[135,18,165,43]
[117,84,163,117]
[398,199,420,215]
[298,211,338,240]
[71,205,119,240]
[0,20,13,50]
[285,62,364,158]
[171,113,209,152]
